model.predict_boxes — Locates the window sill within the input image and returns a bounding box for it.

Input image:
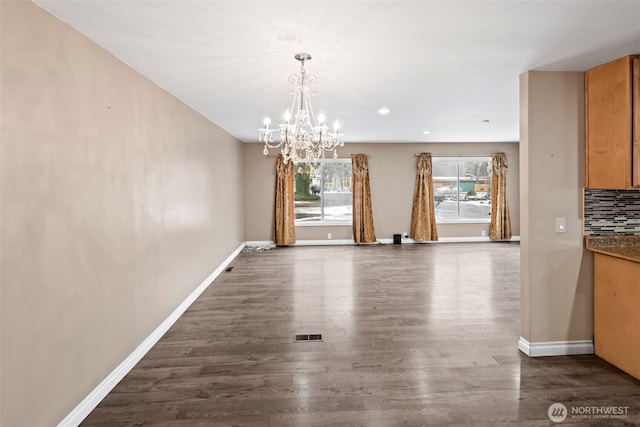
[295,222,352,227]
[436,218,491,224]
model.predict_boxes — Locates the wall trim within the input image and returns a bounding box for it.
[244,240,274,247]
[439,236,521,243]
[245,240,357,247]
[57,243,245,427]
[518,337,594,357]
[247,237,521,247]
[294,239,355,246]
[378,236,520,244]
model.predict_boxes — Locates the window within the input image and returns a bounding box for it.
[294,159,352,224]
[432,157,492,222]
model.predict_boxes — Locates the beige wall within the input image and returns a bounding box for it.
[244,142,519,242]
[519,71,593,344]
[1,3,244,426]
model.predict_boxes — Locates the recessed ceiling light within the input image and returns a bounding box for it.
[422,130,431,135]
[482,119,490,124]
[378,107,391,115]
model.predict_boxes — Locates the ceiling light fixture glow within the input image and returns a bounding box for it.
[259,53,344,164]
[378,107,391,115]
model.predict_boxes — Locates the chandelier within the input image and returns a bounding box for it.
[259,52,344,164]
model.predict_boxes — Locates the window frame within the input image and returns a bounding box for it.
[293,158,353,226]
[432,156,492,224]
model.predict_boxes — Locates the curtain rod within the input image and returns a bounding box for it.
[415,153,494,157]
[265,154,368,159]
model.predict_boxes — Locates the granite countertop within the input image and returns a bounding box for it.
[585,235,640,263]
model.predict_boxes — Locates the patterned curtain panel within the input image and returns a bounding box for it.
[489,152,512,240]
[410,153,438,241]
[351,154,377,243]
[272,155,295,245]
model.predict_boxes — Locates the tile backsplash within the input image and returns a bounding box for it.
[583,189,640,236]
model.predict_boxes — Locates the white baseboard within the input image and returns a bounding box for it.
[246,237,521,247]
[58,243,245,427]
[294,239,355,246]
[244,240,273,247]
[439,235,521,243]
[518,337,594,357]
[377,238,408,244]
[245,240,356,246]
[378,236,521,244]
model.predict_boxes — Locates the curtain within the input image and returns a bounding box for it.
[351,154,377,243]
[272,155,295,245]
[489,152,512,240]
[410,153,438,241]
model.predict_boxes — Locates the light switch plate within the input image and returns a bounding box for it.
[555,217,566,233]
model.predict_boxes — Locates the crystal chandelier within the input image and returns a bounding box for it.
[259,53,344,164]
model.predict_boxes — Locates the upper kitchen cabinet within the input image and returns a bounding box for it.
[585,55,640,189]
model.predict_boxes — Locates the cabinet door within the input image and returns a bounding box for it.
[633,57,640,187]
[594,253,640,380]
[585,56,633,189]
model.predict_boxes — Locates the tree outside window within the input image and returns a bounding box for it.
[294,159,352,224]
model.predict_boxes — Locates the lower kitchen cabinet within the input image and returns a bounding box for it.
[594,252,640,380]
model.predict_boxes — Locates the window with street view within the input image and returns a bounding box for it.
[432,157,492,222]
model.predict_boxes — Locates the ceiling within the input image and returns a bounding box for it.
[34,1,640,144]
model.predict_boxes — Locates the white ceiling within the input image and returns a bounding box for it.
[34,1,640,144]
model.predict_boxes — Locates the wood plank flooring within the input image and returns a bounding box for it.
[81,243,640,426]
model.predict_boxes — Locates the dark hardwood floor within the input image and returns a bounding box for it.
[81,243,640,426]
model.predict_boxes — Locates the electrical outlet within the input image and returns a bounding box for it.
[403,232,408,238]
[327,233,332,240]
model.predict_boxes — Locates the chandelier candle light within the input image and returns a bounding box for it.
[259,53,344,164]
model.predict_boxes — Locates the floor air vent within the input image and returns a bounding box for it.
[294,334,323,343]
